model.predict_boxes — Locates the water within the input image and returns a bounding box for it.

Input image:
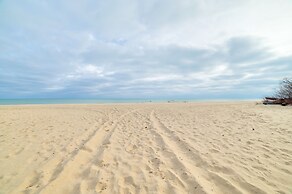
[0,98,164,105]
[0,98,255,105]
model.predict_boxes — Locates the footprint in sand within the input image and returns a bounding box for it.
[96,181,107,192]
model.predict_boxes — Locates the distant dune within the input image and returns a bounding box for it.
[0,102,291,194]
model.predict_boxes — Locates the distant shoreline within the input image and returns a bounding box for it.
[0,98,260,105]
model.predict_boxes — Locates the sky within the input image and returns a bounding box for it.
[0,0,292,99]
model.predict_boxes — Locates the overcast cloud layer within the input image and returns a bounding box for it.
[1,0,292,99]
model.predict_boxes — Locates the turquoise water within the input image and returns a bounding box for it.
[0,98,164,105]
[0,98,256,105]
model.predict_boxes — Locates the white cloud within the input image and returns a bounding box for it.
[65,64,115,80]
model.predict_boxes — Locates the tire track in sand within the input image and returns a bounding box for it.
[148,110,206,194]
[14,109,138,194]
[150,110,266,194]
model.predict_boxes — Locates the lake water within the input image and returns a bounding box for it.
[0,99,167,105]
[0,98,253,105]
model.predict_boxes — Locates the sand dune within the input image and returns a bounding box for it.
[0,102,291,194]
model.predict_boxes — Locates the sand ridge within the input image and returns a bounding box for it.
[0,102,291,194]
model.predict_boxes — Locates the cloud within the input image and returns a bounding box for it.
[65,64,112,80]
[0,0,292,99]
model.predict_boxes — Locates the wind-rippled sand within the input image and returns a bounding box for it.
[0,102,291,194]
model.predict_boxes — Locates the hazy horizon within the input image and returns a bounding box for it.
[1,0,292,99]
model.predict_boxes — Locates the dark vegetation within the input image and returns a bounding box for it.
[263,78,292,106]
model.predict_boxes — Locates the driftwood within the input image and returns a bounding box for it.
[263,97,292,106]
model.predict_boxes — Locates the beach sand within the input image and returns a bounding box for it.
[0,102,291,194]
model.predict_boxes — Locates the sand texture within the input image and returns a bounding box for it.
[0,102,291,194]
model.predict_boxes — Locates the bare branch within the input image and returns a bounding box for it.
[275,78,292,99]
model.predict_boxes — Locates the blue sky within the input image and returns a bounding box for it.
[0,0,292,99]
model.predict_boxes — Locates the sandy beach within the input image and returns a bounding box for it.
[0,102,291,194]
